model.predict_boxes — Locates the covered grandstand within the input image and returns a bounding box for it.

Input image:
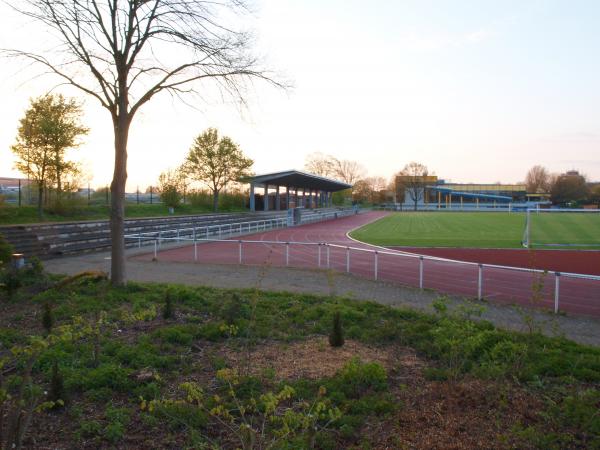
[246,170,351,211]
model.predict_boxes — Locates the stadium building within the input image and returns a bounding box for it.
[395,175,533,209]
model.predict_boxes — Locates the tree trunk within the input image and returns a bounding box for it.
[213,190,219,212]
[110,112,130,286]
[37,184,43,219]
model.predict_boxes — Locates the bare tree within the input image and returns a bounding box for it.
[396,162,432,211]
[6,1,282,285]
[304,152,334,177]
[525,165,550,193]
[330,158,366,185]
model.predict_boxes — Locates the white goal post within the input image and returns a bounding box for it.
[522,208,600,248]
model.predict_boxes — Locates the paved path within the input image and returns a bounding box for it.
[132,211,600,318]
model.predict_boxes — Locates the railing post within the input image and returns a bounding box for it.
[194,242,198,261]
[239,240,243,264]
[419,256,424,289]
[177,229,180,242]
[218,225,222,239]
[554,272,560,314]
[158,231,162,247]
[326,244,330,268]
[374,251,378,281]
[154,240,157,259]
[478,264,483,300]
[346,247,350,273]
[286,242,289,266]
[318,243,321,267]
[138,234,141,248]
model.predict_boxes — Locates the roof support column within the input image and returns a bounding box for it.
[249,183,255,211]
[263,184,269,211]
[286,186,290,209]
[275,185,281,211]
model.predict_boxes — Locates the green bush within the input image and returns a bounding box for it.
[334,358,387,398]
[0,232,12,263]
[163,291,175,319]
[329,311,345,347]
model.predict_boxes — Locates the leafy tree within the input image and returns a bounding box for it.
[396,162,432,211]
[550,171,590,206]
[525,165,551,193]
[7,1,282,286]
[157,168,186,209]
[353,176,387,204]
[11,94,87,218]
[589,185,600,206]
[183,128,253,212]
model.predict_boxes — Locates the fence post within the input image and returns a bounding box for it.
[374,251,378,281]
[318,243,321,267]
[554,272,560,314]
[327,244,330,268]
[159,231,162,247]
[138,234,141,248]
[346,247,350,273]
[177,229,180,242]
[478,264,483,300]
[419,256,424,289]
[154,240,157,259]
[219,225,222,239]
[286,242,289,266]
[239,240,243,264]
[194,241,198,261]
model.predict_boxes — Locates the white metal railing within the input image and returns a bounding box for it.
[124,208,359,250]
[378,203,517,212]
[124,217,289,248]
[127,234,600,317]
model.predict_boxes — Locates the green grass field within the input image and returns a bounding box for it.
[529,212,600,246]
[351,211,600,249]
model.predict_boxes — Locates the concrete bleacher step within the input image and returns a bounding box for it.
[0,211,286,259]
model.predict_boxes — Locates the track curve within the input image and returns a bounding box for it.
[132,211,600,318]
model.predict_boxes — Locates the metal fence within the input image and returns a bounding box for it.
[124,208,358,248]
[126,232,600,318]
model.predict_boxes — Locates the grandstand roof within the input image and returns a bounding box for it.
[247,170,351,192]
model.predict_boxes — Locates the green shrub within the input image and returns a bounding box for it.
[49,362,66,408]
[42,302,54,334]
[334,358,387,398]
[77,420,103,439]
[104,406,131,444]
[151,401,208,430]
[329,311,345,348]
[163,291,175,319]
[68,363,134,393]
[0,232,12,263]
[152,325,196,346]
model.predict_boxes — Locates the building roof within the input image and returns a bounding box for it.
[429,186,512,202]
[246,170,352,192]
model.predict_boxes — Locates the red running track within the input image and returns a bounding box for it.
[132,211,600,318]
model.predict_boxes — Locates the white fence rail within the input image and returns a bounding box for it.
[124,208,359,249]
[126,234,600,317]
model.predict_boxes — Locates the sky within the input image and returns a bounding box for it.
[1,0,599,191]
